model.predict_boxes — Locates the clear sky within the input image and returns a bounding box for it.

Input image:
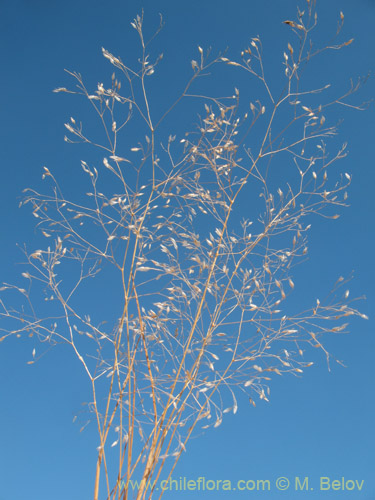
[0,0,374,499]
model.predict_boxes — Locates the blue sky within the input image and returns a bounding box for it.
[0,0,374,499]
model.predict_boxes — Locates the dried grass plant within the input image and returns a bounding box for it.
[0,1,368,499]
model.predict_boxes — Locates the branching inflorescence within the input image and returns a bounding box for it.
[0,2,368,499]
